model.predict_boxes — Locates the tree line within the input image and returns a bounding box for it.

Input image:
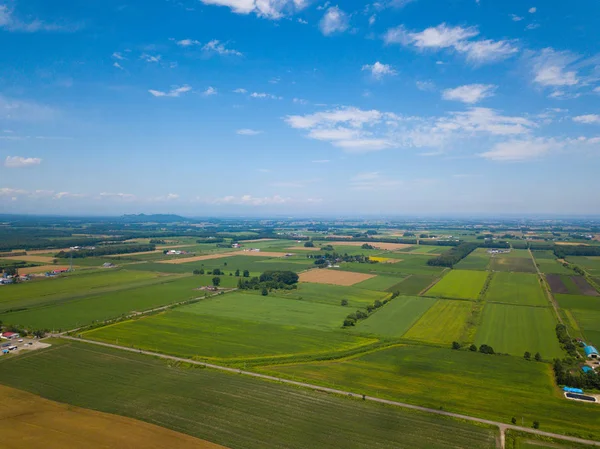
[427,243,478,268]
[237,270,299,291]
[55,243,155,259]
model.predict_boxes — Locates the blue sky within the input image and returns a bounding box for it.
[1,0,599,216]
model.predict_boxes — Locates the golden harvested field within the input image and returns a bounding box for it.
[18,265,71,275]
[238,251,291,257]
[369,257,402,263]
[334,241,414,251]
[0,385,227,449]
[556,242,589,246]
[26,248,69,255]
[299,268,375,286]
[288,246,321,251]
[104,249,162,257]
[4,255,56,263]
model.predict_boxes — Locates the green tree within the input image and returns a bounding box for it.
[304,241,315,248]
[261,287,268,296]
[511,417,517,425]
[193,269,201,275]
[524,351,531,360]
[213,268,222,276]
[212,276,221,287]
[343,318,356,327]
[341,299,349,306]
[243,269,250,277]
[199,268,205,275]
[534,352,542,362]
[533,421,539,429]
[235,269,240,276]
[469,344,477,352]
[452,341,461,350]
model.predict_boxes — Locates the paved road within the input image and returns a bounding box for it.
[61,336,600,448]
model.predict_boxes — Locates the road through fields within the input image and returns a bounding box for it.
[59,336,600,449]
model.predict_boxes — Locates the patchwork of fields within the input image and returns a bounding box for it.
[2,235,600,446]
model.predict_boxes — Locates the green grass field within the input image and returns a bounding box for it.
[490,257,537,273]
[567,257,600,276]
[352,296,437,338]
[454,248,491,271]
[475,303,562,358]
[264,345,600,440]
[533,251,573,275]
[424,270,488,300]
[84,312,373,361]
[0,275,220,331]
[353,274,406,291]
[341,255,446,276]
[0,341,497,449]
[387,274,438,295]
[571,309,600,345]
[403,299,473,344]
[276,283,389,308]
[484,272,548,306]
[0,269,163,312]
[555,293,600,311]
[178,291,351,331]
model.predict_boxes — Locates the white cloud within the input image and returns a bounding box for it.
[442,84,496,104]
[368,14,376,26]
[236,128,263,135]
[113,62,124,70]
[298,18,308,24]
[99,192,137,201]
[203,87,218,96]
[416,81,436,91]
[0,5,79,32]
[384,23,518,64]
[529,7,537,13]
[511,14,523,22]
[573,114,600,125]
[202,40,242,56]
[4,156,42,168]
[141,53,161,63]
[362,62,397,79]
[233,88,248,94]
[199,0,308,19]
[212,194,289,206]
[436,107,535,136]
[152,193,180,202]
[148,85,192,97]
[319,6,349,36]
[0,95,56,121]
[594,87,600,94]
[177,38,201,47]
[531,49,579,87]
[54,192,87,200]
[0,187,28,198]
[312,159,330,163]
[112,52,126,60]
[293,98,309,104]
[250,92,282,99]
[525,23,540,30]
[479,138,554,161]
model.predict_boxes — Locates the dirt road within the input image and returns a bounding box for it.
[60,336,600,448]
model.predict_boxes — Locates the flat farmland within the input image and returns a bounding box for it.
[157,253,236,264]
[454,248,491,271]
[404,245,448,254]
[299,268,375,286]
[475,304,562,358]
[0,385,226,449]
[178,291,351,331]
[0,275,214,331]
[555,293,600,311]
[328,241,414,251]
[490,257,537,273]
[2,254,56,263]
[275,283,389,308]
[0,269,164,313]
[17,264,72,275]
[534,252,573,275]
[264,344,600,440]
[353,274,406,291]
[571,309,600,344]
[484,272,548,306]
[424,270,488,300]
[566,256,600,276]
[341,255,446,276]
[352,296,437,338]
[547,275,598,296]
[403,299,473,344]
[0,342,497,449]
[386,274,439,295]
[84,312,373,361]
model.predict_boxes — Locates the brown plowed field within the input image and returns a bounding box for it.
[3,255,56,263]
[0,385,227,449]
[18,265,72,275]
[299,268,375,286]
[546,274,568,294]
[572,276,600,296]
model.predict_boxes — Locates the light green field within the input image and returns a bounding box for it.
[276,283,389,308]
[454,248,491,271]
[571,309,600,344]
[0,270,162,312]
[0,341,497,449]
[178,291,351,331]
[0,275,219,331]
[406,245,449,254]
[555,294,600,311]
[425,270,489,300]
[403,299,473,344]
[388,274,438,295]
[264,345,600,440]
[341,255,446,276]
[490,257,537,273]
[484,272,548,306]
[475,304,562,358]
[84,312,373,361]
[568,256,600,276]
[533,252,573,275]
[352,274,405,291]
[352,296,437,338]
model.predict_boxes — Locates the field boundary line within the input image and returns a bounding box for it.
[529,249,563,325]
[59,335,600,447]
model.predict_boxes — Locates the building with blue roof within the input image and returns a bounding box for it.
[584,345,599,359]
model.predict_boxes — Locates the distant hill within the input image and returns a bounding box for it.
[120,214,189,223]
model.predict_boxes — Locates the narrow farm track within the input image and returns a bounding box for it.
[60,336,600,448]
[529,248,563,325]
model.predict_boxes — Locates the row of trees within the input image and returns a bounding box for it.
[343,296,392,327]
[553,358,600,390]
[452,342,496,354]
[555,324,577,357]
[308,252,375,266]
[427,243,478,267]
[237,270,299,291]
[193,268,251,277]
[55,243,155,259]
[554,245,600,258]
